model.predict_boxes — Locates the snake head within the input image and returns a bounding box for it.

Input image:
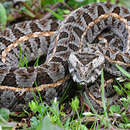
[68,51,105,85]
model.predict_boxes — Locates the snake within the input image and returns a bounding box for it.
[0,1,130,111]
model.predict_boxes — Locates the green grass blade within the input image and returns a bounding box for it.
[18,45,28,68]
[59,81,71,104]
[101,70,111,128]
[116,64,130,78]
[34,57,40,67]
[46,8,64,20]
[101,70,107,118]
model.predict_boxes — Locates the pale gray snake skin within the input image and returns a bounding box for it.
[0,2,130,111]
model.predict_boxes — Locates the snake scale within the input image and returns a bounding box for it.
[0,1,130,111]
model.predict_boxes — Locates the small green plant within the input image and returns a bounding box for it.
[68,97,87,130]
[0,3,7,30]
[29,101,49,128]
[0,108,17,129]
[107,65,130,129]
[29,98,65,129]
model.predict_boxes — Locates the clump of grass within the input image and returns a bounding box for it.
[18,45,29,68]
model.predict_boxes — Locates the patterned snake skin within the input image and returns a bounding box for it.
[0,2,130,111]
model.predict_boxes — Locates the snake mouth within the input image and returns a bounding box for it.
[78,81,86,85]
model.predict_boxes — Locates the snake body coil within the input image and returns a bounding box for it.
[0,2,130,111]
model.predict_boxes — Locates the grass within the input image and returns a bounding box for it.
[0,0,130,129]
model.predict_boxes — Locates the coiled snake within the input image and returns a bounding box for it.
[0,1,130,111]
